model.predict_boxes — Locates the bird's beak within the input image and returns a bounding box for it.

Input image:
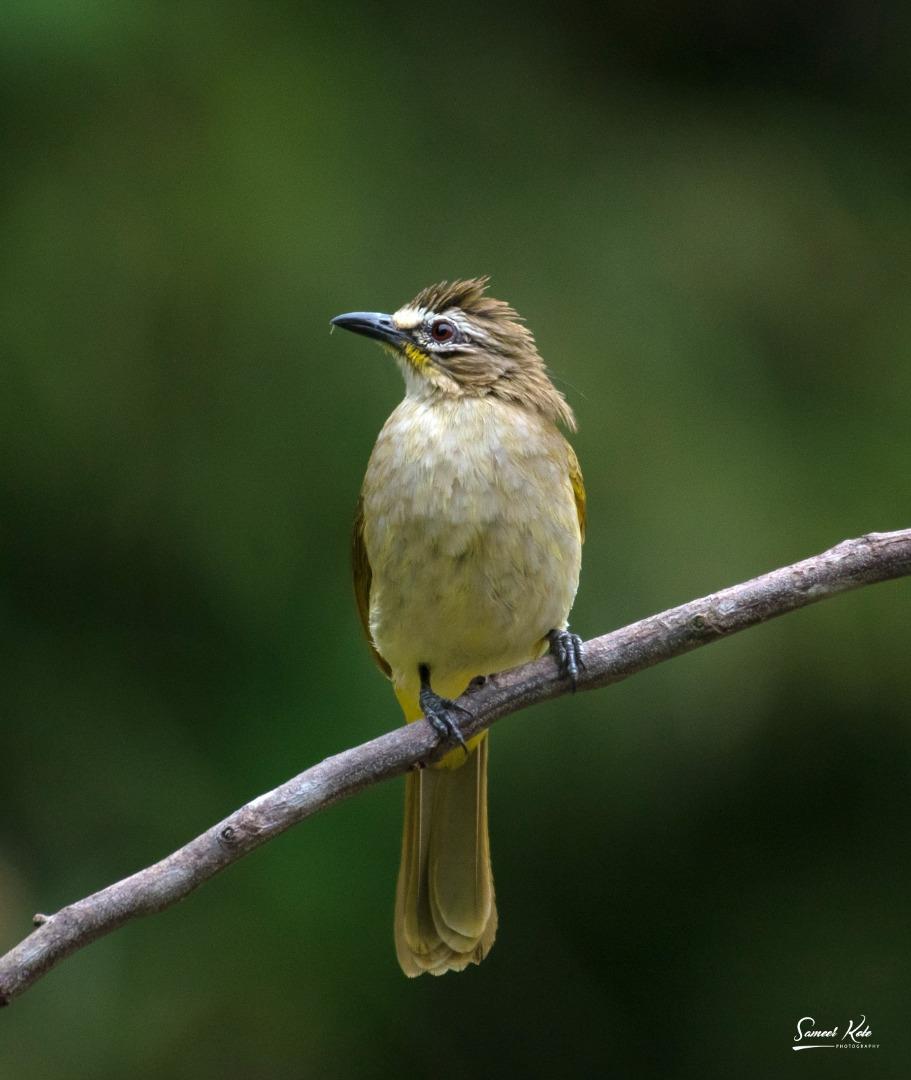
[330,311,406,349]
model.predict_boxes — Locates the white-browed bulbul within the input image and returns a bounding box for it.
[332,278,584,976]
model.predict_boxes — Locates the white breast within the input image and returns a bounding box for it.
[361,396,582,698]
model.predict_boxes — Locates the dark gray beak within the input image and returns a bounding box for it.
[331,311,405,348]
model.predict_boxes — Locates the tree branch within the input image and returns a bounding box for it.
[2,529,909,1006]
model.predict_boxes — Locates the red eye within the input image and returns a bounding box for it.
[430,319,455,343]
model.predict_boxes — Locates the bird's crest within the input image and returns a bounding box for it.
[410,277,522,325]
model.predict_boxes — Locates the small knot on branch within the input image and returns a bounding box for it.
[217,825,240,848]
[689,611,722,636]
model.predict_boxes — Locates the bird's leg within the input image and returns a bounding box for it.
[547,628,585,688]
[418,664,469,756]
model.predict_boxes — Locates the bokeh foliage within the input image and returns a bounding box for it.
[2,2,910,1076]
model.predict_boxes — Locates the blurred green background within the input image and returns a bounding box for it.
[2,1,910,1076]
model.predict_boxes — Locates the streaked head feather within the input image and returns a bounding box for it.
[395,278,576,431]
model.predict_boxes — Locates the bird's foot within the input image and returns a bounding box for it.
[418,664,470,757]
[547,629,585,688]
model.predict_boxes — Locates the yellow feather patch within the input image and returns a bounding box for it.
[403,343,432,373]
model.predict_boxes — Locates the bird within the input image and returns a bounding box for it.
[331,278,585,976]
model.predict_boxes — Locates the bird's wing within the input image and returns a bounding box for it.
[352,496,392,677]
[568,446,586,543]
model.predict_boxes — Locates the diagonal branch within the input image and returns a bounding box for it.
[1,529,909,1006]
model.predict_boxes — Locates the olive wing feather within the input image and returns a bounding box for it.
[352,497,392,677]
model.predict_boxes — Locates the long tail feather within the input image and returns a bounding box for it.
[394,734,497,976]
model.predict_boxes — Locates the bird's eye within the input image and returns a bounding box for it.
[430,318,455,343]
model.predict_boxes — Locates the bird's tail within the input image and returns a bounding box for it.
[393,700,497,976]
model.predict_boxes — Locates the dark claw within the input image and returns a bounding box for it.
[547,629,585,688]
[418,664,470,756]
[420,689,468,753]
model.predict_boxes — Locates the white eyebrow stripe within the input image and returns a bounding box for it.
[452,315,490,343]
[392,305,491,348]
[392,306,424,330]
[435,310,486,339]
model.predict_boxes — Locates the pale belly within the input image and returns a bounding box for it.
[361,397,582,700]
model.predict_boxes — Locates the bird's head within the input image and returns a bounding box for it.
[331,277,574,429]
